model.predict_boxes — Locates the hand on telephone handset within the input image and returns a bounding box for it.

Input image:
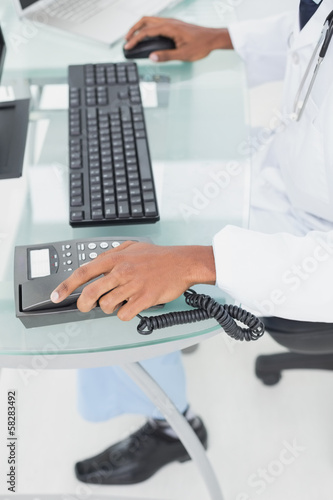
[50,241,216,321]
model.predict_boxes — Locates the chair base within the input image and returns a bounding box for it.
[255,352,333,386]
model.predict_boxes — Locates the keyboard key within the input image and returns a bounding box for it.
[134,122,144,130]
[70,127,81,136]
[105,195,115,204]
[129,180,139,188]
[117,193,128,201]
[92,201,102,209]
[103,180,114,188]
[71,180,82,188]
[128,72,138,83]
[105,205,116,218]
[71,188,82,197]
[143,191,155,202]
[142,181,153,191]
[71,173,81,180]
[130,195,141,204]
[131,204,143,216]
[132,105,143,114]
[118,201,130,218]
[70,211,84,221]
[92,210,103,220]
[87,108,97,119]
[136,139,152,181]
[144,201,157,216]
[71,197,83,207]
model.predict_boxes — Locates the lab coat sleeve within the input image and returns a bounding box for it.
[229,13,295,87]
[213,225,333,321]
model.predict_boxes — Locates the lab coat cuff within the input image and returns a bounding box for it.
[212,224,245,295]
[228,21,249,62]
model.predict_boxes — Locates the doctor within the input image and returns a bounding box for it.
[52,0,333,485]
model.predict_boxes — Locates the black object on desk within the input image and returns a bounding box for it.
[0,25,30,180]
[0,99,30,179]
[14,236,157,328]
[68,62,160,227]
[123,36,176,59]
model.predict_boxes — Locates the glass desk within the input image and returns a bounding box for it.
[0,1,250,499]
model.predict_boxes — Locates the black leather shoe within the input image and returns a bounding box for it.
[75,416,208,485]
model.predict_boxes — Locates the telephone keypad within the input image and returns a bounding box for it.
[61,239,132,270]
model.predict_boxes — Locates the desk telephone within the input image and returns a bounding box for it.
[15,236,265,342]
[14,236,150,329]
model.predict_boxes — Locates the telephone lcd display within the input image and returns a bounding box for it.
[29,249,51,278]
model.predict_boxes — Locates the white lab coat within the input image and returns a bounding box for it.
[213,1,333,322]
[79,5,333,422]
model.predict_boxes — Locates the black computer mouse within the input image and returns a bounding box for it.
[123,36,176,59]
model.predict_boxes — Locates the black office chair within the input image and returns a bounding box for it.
[255,317,333,385]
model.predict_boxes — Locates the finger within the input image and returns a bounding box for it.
[76,274,121,312]
[98,284,134,315]
[50,259,112,303]
[117,295,152,321]
[125,16,163,41]
[149,48,180,62]
[124,25,175,50]
[50,241,136,304]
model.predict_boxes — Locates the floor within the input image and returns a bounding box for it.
[2,1,332,500]
[1,333,333,500]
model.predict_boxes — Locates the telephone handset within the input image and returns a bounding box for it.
[14,236,150,329]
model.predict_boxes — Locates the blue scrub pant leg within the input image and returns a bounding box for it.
[77,351,188,422]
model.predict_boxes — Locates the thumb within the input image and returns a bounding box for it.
[149,49,177,62]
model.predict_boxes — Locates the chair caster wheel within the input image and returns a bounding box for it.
[259,372,282,386]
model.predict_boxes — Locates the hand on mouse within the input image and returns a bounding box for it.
[124,17,233,62]
[50,241,216,321]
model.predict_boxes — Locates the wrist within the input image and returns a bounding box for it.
[183,245,216,287]
[208,28,233,51]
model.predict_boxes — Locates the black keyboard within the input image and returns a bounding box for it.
[68,62,160,227]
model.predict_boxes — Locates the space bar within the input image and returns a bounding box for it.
[136,139,152,181]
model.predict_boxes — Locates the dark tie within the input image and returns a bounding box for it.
[299,0,323,29]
